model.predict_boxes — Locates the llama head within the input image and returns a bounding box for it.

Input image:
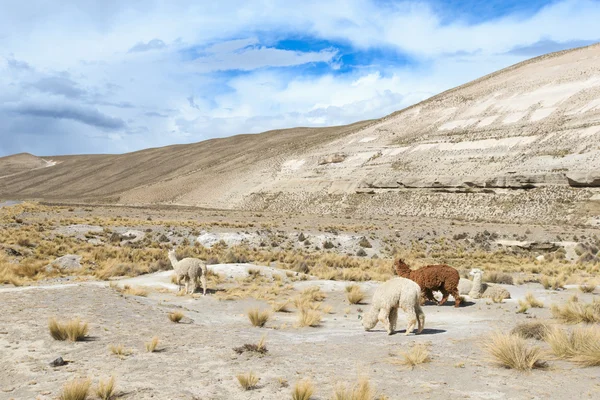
[469,268,483,277]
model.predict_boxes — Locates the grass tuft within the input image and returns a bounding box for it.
[60,378,91,400]
[95,376,116,400]
[510,321,550,340]
[550,299,600,324]
[579,284,596,293]
[236,371,259,390]
[545,326,600,366]
[392,343,431,369]
[345,284,365,305]
[233,335,268,355]
[145,337,159,353]
[525,293,544,308]
[109,344,132,357]
[291,379,314,400]
[168,311,184,323]
[49,318,89,342]
[332,377,375,400]
[483,332,546,371]
[297,308,322,327]
[247,308,270,327]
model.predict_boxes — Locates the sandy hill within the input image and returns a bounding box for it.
[2,43,600,225]
[0,153,56,179]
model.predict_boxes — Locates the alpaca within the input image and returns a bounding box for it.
[468,268,511,300]
[362,277,425,335]
[167,250,208,295]
[458,278,473,295]
[395,259,461,307]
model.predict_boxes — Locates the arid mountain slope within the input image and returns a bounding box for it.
[2,44,600,224]
[0,153,56,178]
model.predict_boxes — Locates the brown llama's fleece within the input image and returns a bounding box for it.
[394,259,461,307]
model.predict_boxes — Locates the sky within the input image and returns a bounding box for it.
[0,0,599,157]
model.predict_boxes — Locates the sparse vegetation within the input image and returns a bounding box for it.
[168,311,184,323]
[145,337,159,353]
[525,293,544,308]
[109,344,132,357]
[332,377,376,400]
[271,300,290,312]
[96,376,116,400]
[545,326,600,366]
[247,308,270,327]
[551,299,600,324]
[391,343,431,369]
[297,308,322,327]
[48,318,89,342]
[60,378,91,400]
[236,371,259,390]
[510,321,550,340]
[233,335,268,355]
[291,379,314,400]
[483,332,546,371]
[579,284,596,293]
[345,284,365,304]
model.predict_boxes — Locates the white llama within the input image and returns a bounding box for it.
[167,249,208,295]
[362,277,425,335]
[468,268,511,300]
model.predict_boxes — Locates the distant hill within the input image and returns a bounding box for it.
[2,43,600,225]
[0,153,56,179]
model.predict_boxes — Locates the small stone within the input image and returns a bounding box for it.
[49,357,66,367]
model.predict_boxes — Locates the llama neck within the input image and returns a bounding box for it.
[395,260,411,278]
[168,253,179,268]
[469,273,483,298]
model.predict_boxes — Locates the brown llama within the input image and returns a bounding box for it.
[394,259,461,307]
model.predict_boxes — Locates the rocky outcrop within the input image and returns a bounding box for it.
[566,171,600,187]
[45,254,82,273]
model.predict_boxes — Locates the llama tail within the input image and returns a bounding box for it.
[362,306,379,331]
[415,303,425,334]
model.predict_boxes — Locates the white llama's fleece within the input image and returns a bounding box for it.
[168,250,208,295]
[468,268,511,300]
[362,277,425,335]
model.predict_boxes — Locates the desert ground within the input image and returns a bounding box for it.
[1,202,599,400]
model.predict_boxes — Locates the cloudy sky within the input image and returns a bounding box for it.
[1,0,599,157]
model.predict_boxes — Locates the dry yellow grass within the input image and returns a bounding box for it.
[168,311,184,323]
[145,337,159,353]
[525,293,544,308]
[95,376,116,400]
[579,284,596,293]
[483,332,546,371]
[291,379,314,400]
[391,343,431,369]
[300,286,327,302]
[345,284,365,305]
[550,299,600,324]
[510,321,550,340]
[48,318,89,341]
[332,377,374,400]
[296,308,322,327]
[247,308,270,327]
[111,284,148,297]
[516,300,529,314]
[109,344,132,357]
[545,326,600,366]
[271,300,290,312]
[236,371,259,390]
[60,378,91,400]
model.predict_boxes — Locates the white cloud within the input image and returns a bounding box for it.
[0,0,599,156]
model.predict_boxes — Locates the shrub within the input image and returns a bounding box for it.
[49,318,89,342]
[551,299,600,324]
[168,311,184,323]
[95,376,116,400]
[358,237,372,248]
[485,271,513,285]
[525,293,544,308]
[332,377,374,400]
[247,308,270,327]
[297,309,322,327]
[60,378,91,400]
[233,335,268,355]
[545,326,600,366]
[236,372,259,390]
[579,284,596,293]
[292,379,314,400]
[345,285,365,305]
[145,337,159,353]
[510,322,550,340]
[393,343,431,369]
[483,332,546,371]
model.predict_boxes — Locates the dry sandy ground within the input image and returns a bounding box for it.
[1,267,599,400]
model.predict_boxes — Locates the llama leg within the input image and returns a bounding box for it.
[201,275,207,296]
[423,289,438,305]
[388,307,398,334]
[378,308,391,334]
[414,303,425,333]
[404,306,417,336]
[438,289,450,306]
[188,277,197,294]
[452,288,461,307]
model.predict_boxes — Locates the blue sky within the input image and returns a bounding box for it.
[0,0,599,156]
